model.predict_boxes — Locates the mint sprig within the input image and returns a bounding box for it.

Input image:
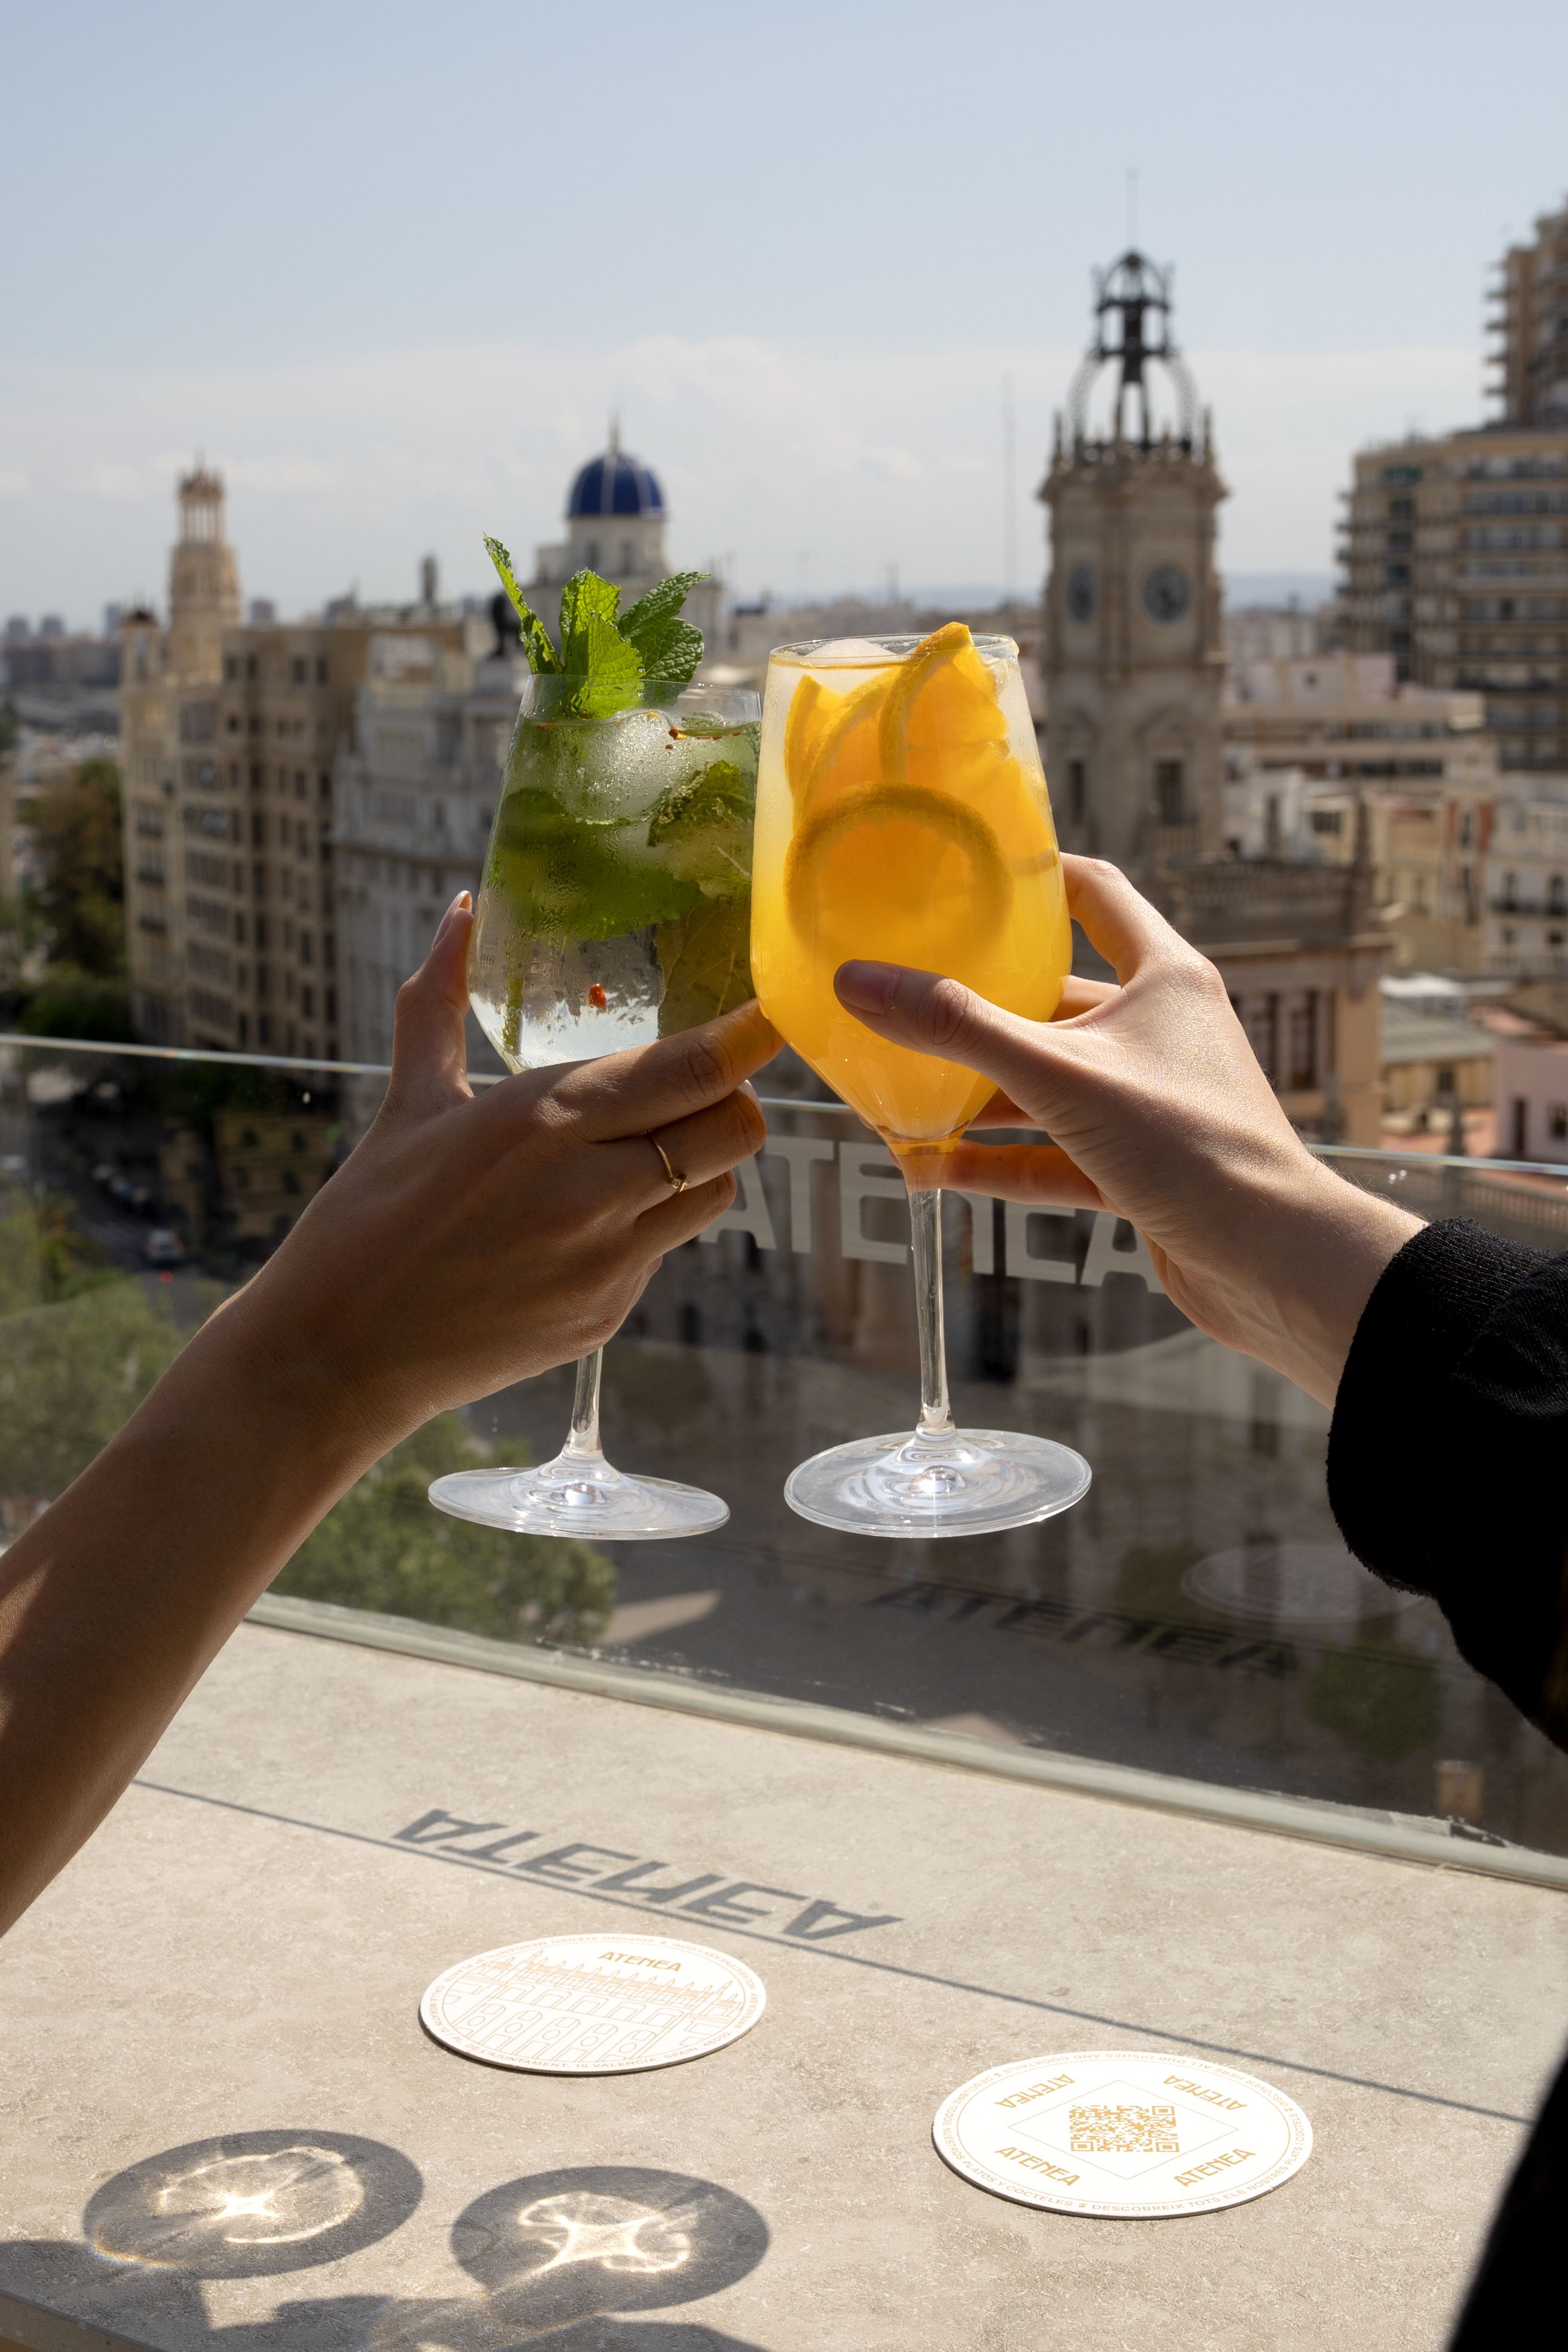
[485,534,708,715]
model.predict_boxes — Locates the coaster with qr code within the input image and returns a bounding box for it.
[933,2050,1311,2217]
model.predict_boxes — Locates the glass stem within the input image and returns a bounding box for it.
[909,1188,955,1443]
[564,1348,605,1460]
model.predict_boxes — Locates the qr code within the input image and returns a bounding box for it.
[1068,2103,1180,2155]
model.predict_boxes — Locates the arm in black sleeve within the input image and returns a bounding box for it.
[1327,1218,1568,1751]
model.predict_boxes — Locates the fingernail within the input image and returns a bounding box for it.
[433,889,471,947]
[835,961,896,1014]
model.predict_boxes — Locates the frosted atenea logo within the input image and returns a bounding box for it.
[933,2051,1311,2218]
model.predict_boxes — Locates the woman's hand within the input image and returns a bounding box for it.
[834,856,1419,1407]
[229,894,777,1456]
[0,893,777,1937]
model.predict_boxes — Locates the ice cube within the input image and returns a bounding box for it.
[812,637,905,666]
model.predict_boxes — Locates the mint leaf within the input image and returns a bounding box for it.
[483,535,562,673]
[656,898,754,1033]
[620,570,708,690]
[647,758,754,900]
[486,785,697,939]
[556,570,643,716]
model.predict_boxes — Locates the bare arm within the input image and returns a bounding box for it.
[834,855,1420,1408]
[0,898,777,1935]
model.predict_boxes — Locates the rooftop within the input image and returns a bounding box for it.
[1,1618,1560,2352]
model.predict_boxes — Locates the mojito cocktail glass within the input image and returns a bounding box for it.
[430,675,760,1540]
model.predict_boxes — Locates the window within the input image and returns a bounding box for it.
[1067,759,1086,825]
[1309,808,1343,835]
[1551,1105,1568,1140]
[1244,995,1279,1087]
[1154,760,1185,826]
[1437,1065,1456,1096]
[1287,994,1318,1092]
[1550,875,1566,915]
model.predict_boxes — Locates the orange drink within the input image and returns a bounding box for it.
[751,626,1070,1168]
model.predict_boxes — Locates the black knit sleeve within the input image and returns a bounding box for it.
[1327,1219,1568,1751]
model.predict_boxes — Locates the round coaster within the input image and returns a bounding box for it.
[419,1934,766,2075]
[933,2050,1311,2218]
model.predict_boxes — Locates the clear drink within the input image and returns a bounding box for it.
[432,673,761,1545]
[471,690,760,1073]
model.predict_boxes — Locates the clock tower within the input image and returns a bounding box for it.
[1041,252,1227,869]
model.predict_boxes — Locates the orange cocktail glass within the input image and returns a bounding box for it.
[752,625,1090,1537]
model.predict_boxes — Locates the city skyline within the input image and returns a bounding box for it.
[2,0,1563,620]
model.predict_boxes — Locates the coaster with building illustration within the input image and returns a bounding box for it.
[419,1933,766,2074]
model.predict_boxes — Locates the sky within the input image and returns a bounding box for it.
[2,0,1564,627]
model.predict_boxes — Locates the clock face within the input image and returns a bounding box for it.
[1065,564,1096,624]
[1143,564,1191,623]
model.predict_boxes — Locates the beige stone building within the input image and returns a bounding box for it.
[1039,253,1388,1144]
[121,470,466,1054]
[1222,653,1500,974]
[1041,252,1227,863]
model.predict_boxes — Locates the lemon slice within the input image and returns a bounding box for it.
[785,782,1013,949]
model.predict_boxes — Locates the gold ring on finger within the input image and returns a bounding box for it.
[648,1134,688,1195]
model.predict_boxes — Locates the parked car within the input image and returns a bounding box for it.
[142,1228,186,1267]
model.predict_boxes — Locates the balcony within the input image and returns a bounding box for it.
[1,1036,1566,2350]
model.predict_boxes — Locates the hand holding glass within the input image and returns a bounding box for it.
[751,627,1091,1536]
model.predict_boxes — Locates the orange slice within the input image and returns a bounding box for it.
[784,782,1013,958]
[877,622,1007,789]
[786,666,894,816]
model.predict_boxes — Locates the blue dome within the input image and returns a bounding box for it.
[567,448,664,520]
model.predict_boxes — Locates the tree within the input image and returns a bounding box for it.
[0,1277,187,1510]
[27,758,126,980]
[276,1413,616,1647]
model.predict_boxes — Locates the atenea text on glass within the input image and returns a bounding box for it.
[430,537,758,1541]
[752,626,1092,1538]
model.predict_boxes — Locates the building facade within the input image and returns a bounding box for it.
[1492,197,1568,430]
[1486,783,1568,975]
[1339,425,1568,771]
[121,470,468,1052]
[1041,252,1227,865]
[334,628,523,1065]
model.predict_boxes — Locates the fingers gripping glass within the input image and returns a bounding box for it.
[429,676,761,1541]
[751,630,1091,1538]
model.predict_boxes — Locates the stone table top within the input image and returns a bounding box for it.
[1,1621,1565,2352]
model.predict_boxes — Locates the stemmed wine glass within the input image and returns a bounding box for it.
[428,675,760,1539]
[750,626,1091,1537]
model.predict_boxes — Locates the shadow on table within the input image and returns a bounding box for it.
[0,2136,774,2351]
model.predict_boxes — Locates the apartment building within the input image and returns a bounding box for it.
[1486,782,1568,975]
[1492,195,1568,430]
[1223,653,1499,975]
[334,623,522,1066]
[121,470,467,1052]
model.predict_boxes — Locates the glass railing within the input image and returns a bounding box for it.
[4,1030,1567,1859]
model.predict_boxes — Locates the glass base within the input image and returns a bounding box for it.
[783,1426,1091,1539]
[429,1450,729,1542]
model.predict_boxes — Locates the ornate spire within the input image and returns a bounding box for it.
[1064,250,1203,456]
